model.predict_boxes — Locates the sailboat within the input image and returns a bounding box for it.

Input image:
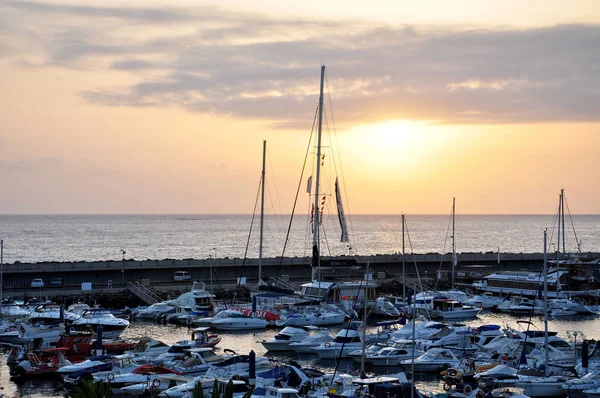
[515,229,569,398]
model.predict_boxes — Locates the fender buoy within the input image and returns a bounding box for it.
[464,385,473,395]
[107,373,115,381]
[73,344,78,352]
[152,378,161,388]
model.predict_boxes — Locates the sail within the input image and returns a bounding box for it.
[335,177,350,243]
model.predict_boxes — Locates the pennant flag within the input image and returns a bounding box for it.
[306,176,313,194]
[310,204,315,224]
[335,177,350,243]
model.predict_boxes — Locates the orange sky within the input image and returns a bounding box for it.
[0,1,599,214]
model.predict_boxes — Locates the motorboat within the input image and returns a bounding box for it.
[63,353,142,386]
[93,364,181,395]
[57,356,113,377]
[398,348,463,373]
[584,387,600,398]
[464,293,504,309]
[125,337,171,357]
[561,371,600,398]
[171,347,223,376]
[135,302,175,320]
[371,297,402,317]
[430,298,481,320]
[312,322,366,359]
[204,353,274,379]
[287,327,334,354]
[71,309,130,338]
[261,326,308,352]
[516,375,570,397]
[190,309,242,327]
[275,306,346,327]
[168,282,215,316]
[0,301,30,318]
[349,342,423,366]
[210,311,267,331]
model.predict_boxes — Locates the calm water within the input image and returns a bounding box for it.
[2,312,600,398]
[0,214,599,264]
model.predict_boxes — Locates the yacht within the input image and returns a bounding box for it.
[168,282,215,316]
[135,302,174,320]
[210,311,267,331]
[0,301,30,318]
[275,305,346,327]
[398,347,463,372]
[261,327,308,352]
[311,321,388,359]
[429,298,481,320]
[287,327,334,354]
[71,309,130,338]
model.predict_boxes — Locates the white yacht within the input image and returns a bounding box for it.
[210,311,267,331]
[287,327,334,354]
[168,282,215,316]
[398,347,463,372]
[261,327,308,352]
[72,309,130,338]
[312,322,371,359]
[429,298,481,320]
[135,302,174,320]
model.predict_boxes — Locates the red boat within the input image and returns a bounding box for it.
[191,327,222,348]
[102,339,138,354]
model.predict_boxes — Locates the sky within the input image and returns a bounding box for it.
[1,0,599,215]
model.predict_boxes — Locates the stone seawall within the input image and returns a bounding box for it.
[2,252,599,293]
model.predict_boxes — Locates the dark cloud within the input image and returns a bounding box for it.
[2,1,599,125]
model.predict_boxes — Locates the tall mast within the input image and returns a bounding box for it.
[557,190,561,266]
[258,140,266,286]
[543,229,549,377]
[312,65,325,282]
[561,188,566,255]
[402,214,406,300]
[451,197,456,290]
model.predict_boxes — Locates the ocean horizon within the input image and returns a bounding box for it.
[1,214,599,264]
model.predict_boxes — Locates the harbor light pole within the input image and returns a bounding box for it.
[211,247,217,291]
[120,249,126,288]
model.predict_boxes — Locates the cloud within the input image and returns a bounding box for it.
[2,1,599,125]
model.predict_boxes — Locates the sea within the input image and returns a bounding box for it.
[0,214,599,264]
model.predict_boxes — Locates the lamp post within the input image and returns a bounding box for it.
[120,249,126,289]
[211,248,217,291]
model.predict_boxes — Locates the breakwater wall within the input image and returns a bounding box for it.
[3,252,600,291]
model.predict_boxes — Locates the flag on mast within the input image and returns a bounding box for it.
[335,177,350,243]
[306,176,313,194]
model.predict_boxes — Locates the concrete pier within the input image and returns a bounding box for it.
[2,252,600,297]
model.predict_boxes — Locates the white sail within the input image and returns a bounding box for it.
[335,177,349,243]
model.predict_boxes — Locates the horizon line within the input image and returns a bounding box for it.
[1,213,600,217]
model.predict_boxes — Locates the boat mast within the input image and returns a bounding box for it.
[557,190,561,266]
[312,65,325,282]
[402,214,406,300]
[561,188,565,255]
[258,140,266,286]
[543,229,549,377]
[451,198,456,290]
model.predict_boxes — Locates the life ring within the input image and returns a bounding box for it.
[324,343,331,348]
[463,385,473,395]
[107,373,115,381]
[476,389,485,398]
[152,378,161,388]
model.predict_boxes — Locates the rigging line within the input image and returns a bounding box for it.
[266,149,285,236]
[547,209,559,252]
[278,107,319,265]
[324,72,357,252]
[405,218,431,320]
[325,72,357,251]
[435,212,453,290]
[563,194,581,252]
[238,176,263,285]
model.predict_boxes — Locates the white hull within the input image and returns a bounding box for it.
[517,378,567,397]
[261,341,295,352]
[275,313,345,327]
[211,318,267,331]
[433,308,481,320]
[313,343,362,359]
